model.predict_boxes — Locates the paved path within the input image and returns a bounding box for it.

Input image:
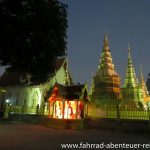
[0,122,149,150]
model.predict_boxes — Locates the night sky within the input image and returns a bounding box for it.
[60,0,150,87]
[1,0,150,88]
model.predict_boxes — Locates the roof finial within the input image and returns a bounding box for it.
[128,43,131,59]
[140,65,142,72]
[140,65,144,79]
[103,32,109,50]
[104,32,108,42]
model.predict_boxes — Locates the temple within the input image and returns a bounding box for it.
[1,33,150,121]
[0,57,74,115]
[90,34,121,107]
[46,58,89,119]
[47,83,89,119]
[122,44,143,108]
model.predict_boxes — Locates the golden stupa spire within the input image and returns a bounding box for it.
[103,32,109,49]
[104,32,108,42]
[99,33,116,73]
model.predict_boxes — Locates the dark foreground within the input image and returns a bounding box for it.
[0,121,149,150]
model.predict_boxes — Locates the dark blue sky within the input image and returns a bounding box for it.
[0,0,150,88]
[60,0,150,87]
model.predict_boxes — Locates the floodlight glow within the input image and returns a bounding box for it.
[6,99,9,103]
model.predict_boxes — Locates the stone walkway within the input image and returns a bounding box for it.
[0,122,149,150]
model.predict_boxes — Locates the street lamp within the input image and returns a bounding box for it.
[6,99,9,103]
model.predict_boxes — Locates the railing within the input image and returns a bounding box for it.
[9,105,37,115]
[88,104,150,120]
[5,104,150,120]
[106,107,150,120]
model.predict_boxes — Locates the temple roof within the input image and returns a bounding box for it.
[55,57,73,85]
[0,57,71,86]
[55,57,66,70]
[48,83,89,101]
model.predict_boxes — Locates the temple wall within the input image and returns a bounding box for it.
[1,64,67,115]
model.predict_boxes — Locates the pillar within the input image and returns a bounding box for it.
[3,102,9,119]
[76,101,78,119]
[62,100,65,119]
[52,101,56,118]
[48,101,51,118]
[86,103,88,118]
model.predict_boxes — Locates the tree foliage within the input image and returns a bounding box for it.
[0,0,67,83]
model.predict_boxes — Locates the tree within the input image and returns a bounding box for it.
[0,0,67,83]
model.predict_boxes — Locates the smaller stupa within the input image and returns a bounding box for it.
[122,44,143,109]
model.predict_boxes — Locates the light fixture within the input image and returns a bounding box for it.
[6,99,9,103]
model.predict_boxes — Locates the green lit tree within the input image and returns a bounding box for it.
[0,0,67,83]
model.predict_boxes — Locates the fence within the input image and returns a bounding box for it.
[106,107,150,120]
[9,105,38,115]
[88,104,150,120]
[4,103,150,121]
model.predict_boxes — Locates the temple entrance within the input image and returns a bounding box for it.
[48,83,89,120]
[64,101,76,119]
[49,100,85,119]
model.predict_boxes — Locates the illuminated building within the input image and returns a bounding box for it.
[90,34,121,107]
[48,83,89,119]
[0,57,73,114]
[47,59,89,119]
[122,44,144,108]
[0,33,150,119]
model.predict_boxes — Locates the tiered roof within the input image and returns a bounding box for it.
[97,33,119,76]
[49,83,89,101]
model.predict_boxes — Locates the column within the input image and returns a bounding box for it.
[62,100,65,119]
[86,103,88,118]
[76,101,78,119]
[52,101,55,118]
[48,101,51,118]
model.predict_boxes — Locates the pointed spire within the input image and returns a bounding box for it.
[123,44,138,88]
[103,32,109,50]
[128,43,131,59]
[140,65,144,79]
[98,33,118,75]
[140,65,149,97]
[104,32,108,42]
[128,43,133,66]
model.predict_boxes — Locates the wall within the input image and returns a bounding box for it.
[2,63,67,115]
